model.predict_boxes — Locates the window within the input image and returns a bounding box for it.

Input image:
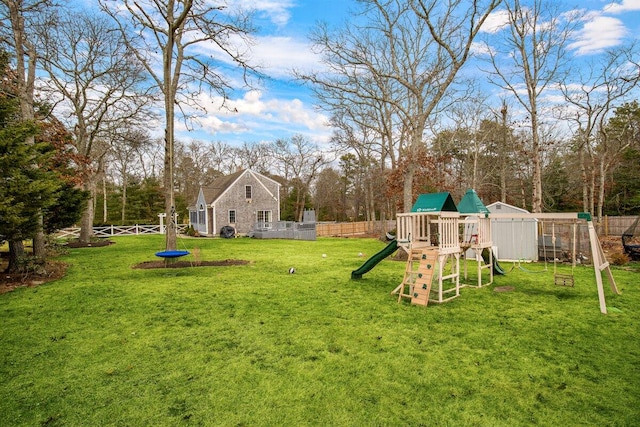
[198,204,205,225]
[229,209,236,224]
[245,185,252,199]
[257,210,272,223]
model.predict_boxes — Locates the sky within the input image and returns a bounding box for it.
[78,0,640,148]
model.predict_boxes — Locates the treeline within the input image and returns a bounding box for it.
[98,98,640,228]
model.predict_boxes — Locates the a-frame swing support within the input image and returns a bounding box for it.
[490,212,620,314]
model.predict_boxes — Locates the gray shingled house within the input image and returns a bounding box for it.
[188,169,281,236]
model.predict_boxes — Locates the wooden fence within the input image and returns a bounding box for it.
[598,215,637,236]
[316,220,395,237]
[55,224,189,239]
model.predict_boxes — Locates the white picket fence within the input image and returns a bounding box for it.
[55,224,189,239]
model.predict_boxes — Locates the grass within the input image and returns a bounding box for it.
[1,235,639,426]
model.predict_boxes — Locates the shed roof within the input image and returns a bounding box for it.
[458,189,490,214]
[486,201,530,215]
[411,192,458,213]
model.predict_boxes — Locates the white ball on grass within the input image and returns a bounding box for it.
[322,254,327,258]
[288,267,296,274]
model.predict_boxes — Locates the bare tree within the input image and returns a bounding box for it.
[559,44,640,220]
[37,10,154,243]
[199,141,237,175]
[330,114,390,228]
[106,128,152,222]
[484,0,577,212]
[270,135,331,222]
[100,0,258,251]
[235,141,274,173]
[174,140,224,205]
[300,0,501,212]
[313,167,343,221]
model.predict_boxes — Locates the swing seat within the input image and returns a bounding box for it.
[554,273,574,287]
[155,250,190,259]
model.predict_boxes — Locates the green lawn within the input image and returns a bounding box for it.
[1,235,639,426]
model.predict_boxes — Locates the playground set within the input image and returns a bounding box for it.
[351,189,620,314]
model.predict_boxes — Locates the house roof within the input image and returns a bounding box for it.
[200,169,246,205]
[195,169,280,206]
[411,192,458,213]
[458,189,490,214]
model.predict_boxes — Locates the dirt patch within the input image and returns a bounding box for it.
[0,260,68,295]
[494,286,515,292]
[132,259,251,269]
[66,239,114,248]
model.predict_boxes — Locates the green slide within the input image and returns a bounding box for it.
[481,248,506,275]
[351,240,399,279]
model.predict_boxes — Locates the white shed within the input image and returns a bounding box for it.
[487,202,538,261]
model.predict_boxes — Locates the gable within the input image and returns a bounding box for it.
[486,201,530,215]
[200,169,246,205]
[199,169,281,206]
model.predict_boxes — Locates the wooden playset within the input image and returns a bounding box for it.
[383,190,619,314]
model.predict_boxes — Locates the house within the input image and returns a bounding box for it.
[188,169,281,236]
[486,201,538,261]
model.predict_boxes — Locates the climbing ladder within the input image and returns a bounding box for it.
[393,247,439,306]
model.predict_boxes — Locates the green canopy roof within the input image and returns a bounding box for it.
[457,189,490,215]
[411,192,458,213]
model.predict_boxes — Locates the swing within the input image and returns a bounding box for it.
[516,219,548,273]
[155,207,190,261]
[551,222,575,287]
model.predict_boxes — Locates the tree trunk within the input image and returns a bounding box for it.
[103,175,108,223]
[596,158,606,223]
[121,175,128,223]
[580,148,589,212]
[79,180,96,243]
[403,162,414,213]
[6,240,25,274]
[33,217,45,262]
[164,124,177,251]
[530,111,543,213]
[589,164,595,215]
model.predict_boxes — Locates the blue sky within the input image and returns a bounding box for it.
[88,0,640,148]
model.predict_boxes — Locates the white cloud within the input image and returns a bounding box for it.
[176,89,330,144]
[470,41,493,56]
[569,15,627,55]
[250,35,322,78]
[480,9,511,34]
[603,0,640,14]
[232,0,297,27]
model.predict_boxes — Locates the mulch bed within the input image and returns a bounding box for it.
[0,260,68,295]
[66,239,115,248]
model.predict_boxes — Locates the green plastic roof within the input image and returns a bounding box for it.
[458,189,490,214]
[411,192,458,213]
